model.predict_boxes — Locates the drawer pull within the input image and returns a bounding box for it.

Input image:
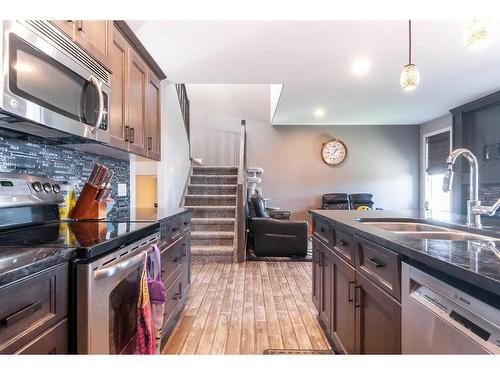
[173,292,181,300]
[354,285,361,307]
[183,221,189,226]
[173,256,180,263]
[339,239,348,246]
[368,257,385,268]
[0,301,42,328]
[172,227,179,232]
[318,251,324,266]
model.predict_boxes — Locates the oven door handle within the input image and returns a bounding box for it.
[88,75,104,135]
[93,250,147,281]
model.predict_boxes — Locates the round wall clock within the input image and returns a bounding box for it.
[321,138,347,166]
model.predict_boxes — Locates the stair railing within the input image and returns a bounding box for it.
[236,119,247,263]
[175,83,190,153]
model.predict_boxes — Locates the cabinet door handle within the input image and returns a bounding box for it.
[348,281,355,303]
[124,126,130,142]
[318,251,323,266]
[148,137,152,151]
[368,257,385,268]
[354,285,362,307]
[130,128,135,143]
[181,244,187,257]
[0,301,42,328]
[339,239,348,246]
[76,20,84,32]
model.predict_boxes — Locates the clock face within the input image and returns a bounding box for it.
[321,139,347,166]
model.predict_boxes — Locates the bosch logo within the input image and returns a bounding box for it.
[455,293,471,305]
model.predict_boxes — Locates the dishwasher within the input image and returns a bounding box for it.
[402,262,500,354]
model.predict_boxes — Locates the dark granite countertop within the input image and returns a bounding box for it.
[309,209,500,297]
[0,207,191,287]
[0,246,77,287]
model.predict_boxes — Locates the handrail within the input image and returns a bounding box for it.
[175,83,190,142]
[236,119,247,262]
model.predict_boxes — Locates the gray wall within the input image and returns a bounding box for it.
[247,123,420,222]
[188,84,420,222]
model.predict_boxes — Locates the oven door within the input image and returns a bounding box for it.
[76,233,159,354]
[0,21,110,143]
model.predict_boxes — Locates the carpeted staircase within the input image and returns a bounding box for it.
[184,166,238,258]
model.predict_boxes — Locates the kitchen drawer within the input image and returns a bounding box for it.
[180,213,191,234]
[160,240,183,288]
[355,236,401,301]
[168,217,182,243]
[14,319,68,355]
[332,227,355,266]
[163,272,183,326]
[313,217,333,247]
[0,263,68,354]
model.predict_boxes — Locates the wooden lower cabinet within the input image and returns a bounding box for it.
[330,251,356,354]
[312,221,402,355]
[355,272,401,354]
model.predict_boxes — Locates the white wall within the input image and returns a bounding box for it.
[419,114,453,209]
[159,82,191,209]
[188,84,269,166]
[130,82,191,213]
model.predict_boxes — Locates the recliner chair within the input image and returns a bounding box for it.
[349,193,375,210]
[247,194,308,257]
[321,193,350,210]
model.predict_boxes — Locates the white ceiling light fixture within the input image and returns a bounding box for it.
[400,20,420,91]
[351,57,371,77]
[313,108,326,118]
[463,20,493,50]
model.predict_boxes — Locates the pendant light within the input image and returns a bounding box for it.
[463,20,493,50]
[400,20,420,91]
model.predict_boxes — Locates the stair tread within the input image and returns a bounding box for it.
[191,246,234,255]
[185,205,236,210]
[191,218,235,223]
[185,194,237,198]
[193,166,238,169]
[192,231,235,238]
[191,174,237,177]
[188,184,238,187]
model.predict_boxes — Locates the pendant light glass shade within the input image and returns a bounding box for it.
[463,20,493,50]
[400,63,420,91]
[400,21,419,91]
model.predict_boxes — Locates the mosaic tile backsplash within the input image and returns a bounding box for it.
[0,131,130,219]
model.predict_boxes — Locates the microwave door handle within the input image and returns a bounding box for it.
[89,75,104,135]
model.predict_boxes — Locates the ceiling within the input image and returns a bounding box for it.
[128,20,500,125]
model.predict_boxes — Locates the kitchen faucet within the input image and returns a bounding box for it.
[442,148,500,228]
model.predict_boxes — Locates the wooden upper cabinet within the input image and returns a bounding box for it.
[50,21,112,71]
[146,70,161,160]
[51,20,75,39]
[109,27,129,150]
[127,49,148,156]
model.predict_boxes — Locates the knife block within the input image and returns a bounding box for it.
[69,183,108,220]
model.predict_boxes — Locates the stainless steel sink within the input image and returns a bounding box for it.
[393,231,498,241]
[360,220,499,241]
[361,221,451,232]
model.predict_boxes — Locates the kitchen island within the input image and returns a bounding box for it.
[309,209,499,354]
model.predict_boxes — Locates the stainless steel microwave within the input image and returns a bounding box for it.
[0,20,110,144]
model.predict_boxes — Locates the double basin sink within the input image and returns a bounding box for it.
[358,220,499,242]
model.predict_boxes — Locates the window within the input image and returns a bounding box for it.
[424,130,451,212]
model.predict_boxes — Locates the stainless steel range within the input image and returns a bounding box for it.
[0,172,161,354]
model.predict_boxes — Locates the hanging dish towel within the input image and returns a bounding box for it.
[147,244,167,353]
[135,252,156,355]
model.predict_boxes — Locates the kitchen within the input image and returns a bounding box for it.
[0,1,500,374]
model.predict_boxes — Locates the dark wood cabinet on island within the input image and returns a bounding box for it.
[311,215,402,354]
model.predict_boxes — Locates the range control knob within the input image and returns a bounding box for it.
[43,182,52,193]
[32,181,43,192]
[52,184,61,194]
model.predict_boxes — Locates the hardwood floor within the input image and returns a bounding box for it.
[162,259,330,354]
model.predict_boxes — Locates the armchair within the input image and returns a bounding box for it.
[247,194,308,257]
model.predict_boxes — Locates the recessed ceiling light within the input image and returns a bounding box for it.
[314,108,325,118]
[351,58,371,77]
